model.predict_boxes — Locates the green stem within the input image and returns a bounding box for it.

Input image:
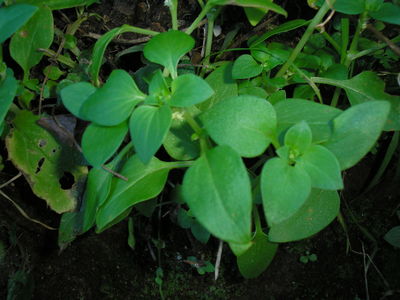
[330,87,341,107]
[340,18,349,64]
[183,109,208,153]
[200,7,220,77]
[197,0,204,8]
[38,48,77,68]
[322,31,340,53]
[253,204,262,232]
[185,4,212,35]
[169,161,195,169]
[349,35,400,61]
[169,0,178,30]
[346,12,368,68]
[275,0,336,78]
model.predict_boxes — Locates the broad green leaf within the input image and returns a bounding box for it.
[369,3,400,25]
[96,156,173,230]
[209,0,287,16]
[6,110,87,213]
[82,122,128,167]
[284,121,312,154]
[384,226,400,248]
[0,4,37,44]
[269,189,340,243]
[333,0,366,15]
[274,99,342,143]
[232,54,263,79]
[182,145,252,244]
[200,62,238,111]
[58,211,82,250]
[202,95,276,157]
[170,74,214,107]
[229,241,253,256]
[60,82,96,120]
[191,222,210,244]
[148,69,169,96]
[244,7,268,26]
[13,0,97,10]
[144,30,194,78]
[324,101,390,170]
[163,108,200,161]
[312,72,400,130]
[237,230,278,278]
[81,70,145,126]
[297,145,343,190]
[130,105,172,164]
[261,157,311,225]
[0,69,17,126]
[10,6,54,77]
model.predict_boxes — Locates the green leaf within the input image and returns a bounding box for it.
[144,30,194,78]
[202,95,277,157]
[60,82,96,120]
[170,74,214,107]
[261,157,311,225]
[297,145,343,190]
[200,62,238,111]
[82,122,128,167]
[128,217,136,250]
[369,3,400,25]
[269,189,340,242]
[9,6,54,77]
[81,70,145,126]
[0,69,17,126]
[13,0,97,10]
[43,65,64,80]
[312,72,400,130]
[182,145,252,244]
[274,99,342,143]
[6,110,87,213]
[0,4,37,44]
[323,101,390,170]
[384,226,400,248]
[211,0,287,17]
[96,156,173,230]
[130,105,172,164]
[191,222,210,244]
[333,0,366,15]
[237,230,278,278]
[232,54,263,79]
[284,121,312,154]
[163,108,200,161]
[244,7,268,26]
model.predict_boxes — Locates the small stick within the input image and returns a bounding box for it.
[366,24,400,57]
[101,165,128,181]
[214,240,223,281]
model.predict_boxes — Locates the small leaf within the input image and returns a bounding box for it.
[244,7,268,26]
[261,157,311,225]
[96,156,173,230]
[60,82,96,120]
[182,145,252,244]
[144,30,195,78]
[82,122,128,167]
[284,121,312,154]
[129,105,172,164]
[232,54,263,79]
[369,3,400,25]
[202,95,277,157]
[10,6,54,77]
[81,70,146,126]
[268,189,340,242]
[237,230,278,278]
[191,221,210,244]
[6,110,87,213]
[297,145,343,190]
[0,69,18,126]
[0,4,37,44]
[128,217,136,250]
[323,101,390,170]
[170,74,214,107]
[384,226,400,248]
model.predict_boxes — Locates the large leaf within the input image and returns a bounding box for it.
[9,6,54,77]
[0,4,37,44]
[312,72,400,130]
[333,0,366,14]
[202,95,277,157]
[129,105,172,164]
[200,62,238,111]
[323,101,390,170]
[81,122,128,167]
[261,157,311,225]
[232,54,263,79]
[274,99,342,143]
[170,74,214,107]
[182,145,252,244]
[237,230,278,278]
[81,70,146,126]
[60,82,96,120]
[269,189,340,243]
[6,110,87,213]
[13,0,97,10]
[96,156,173,230]
[369,3,400,25]
[144,30,194,78]
[208,0,287,17]
[0,69,17,126]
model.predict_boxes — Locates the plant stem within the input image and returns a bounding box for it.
[340,18,350,64]
[185,4,212,35]
[346,12,368,68]
[322,31,340,53]
[183,109,208,153]
[201,7,220,77]
[275,0,336,78]
[169,0,178,30]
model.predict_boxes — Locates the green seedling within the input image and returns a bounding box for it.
[299,251,318,264]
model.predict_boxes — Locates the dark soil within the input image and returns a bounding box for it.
[1,1,400,299]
